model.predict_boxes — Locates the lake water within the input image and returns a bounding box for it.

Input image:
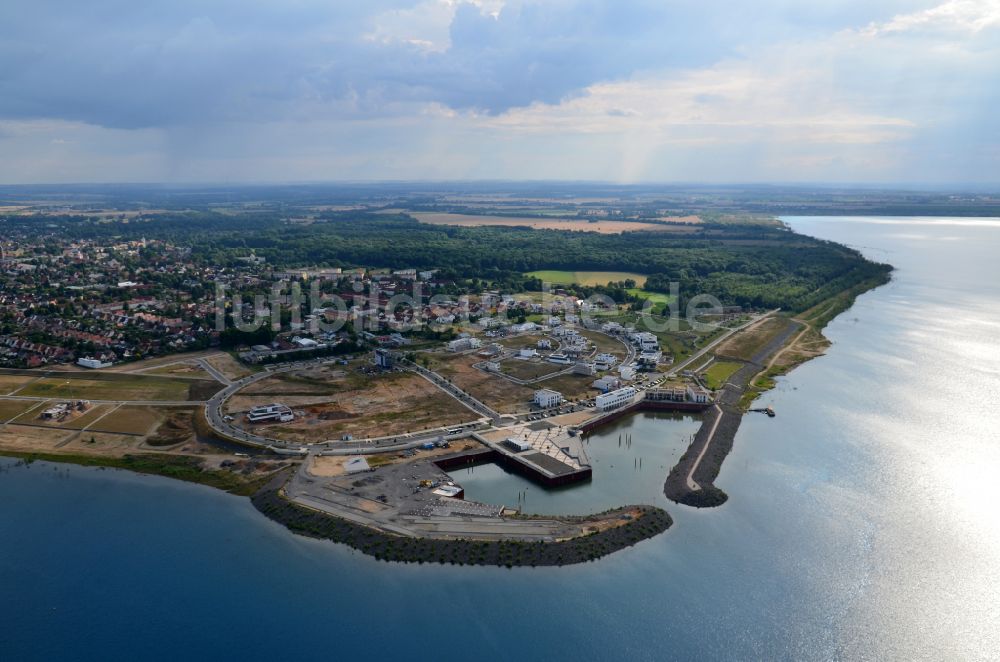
[448,412,702,515]
[2,216,999,661]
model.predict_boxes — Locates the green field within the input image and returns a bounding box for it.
[526,270,647,287]
[627,288,675,310]
[18,375,193,402]
[703,361,744,390]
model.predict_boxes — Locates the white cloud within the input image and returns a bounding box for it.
[366,0,505,52]
[477,60,917,147]
[860,0,1000,36]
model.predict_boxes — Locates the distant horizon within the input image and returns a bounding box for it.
[0,180,997,193]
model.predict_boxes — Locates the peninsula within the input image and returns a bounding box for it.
[0,183,895,565]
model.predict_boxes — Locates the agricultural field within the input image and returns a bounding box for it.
[526,270,648,287]
[411,212,684,235]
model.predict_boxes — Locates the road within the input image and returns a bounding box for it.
[196,358,234,385]
[202,356,492,452]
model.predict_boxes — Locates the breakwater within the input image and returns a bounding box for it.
[251,472,671,566]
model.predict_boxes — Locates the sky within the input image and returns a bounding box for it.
[0,0,998,185]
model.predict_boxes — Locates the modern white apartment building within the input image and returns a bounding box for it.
[534,389,563,408]
[595,386,637,411]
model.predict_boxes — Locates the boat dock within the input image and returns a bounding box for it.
[447,423,593,487]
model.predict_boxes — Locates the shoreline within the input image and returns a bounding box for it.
[663,272,892,507]
[251,470,672,567]
[0,274,893,564]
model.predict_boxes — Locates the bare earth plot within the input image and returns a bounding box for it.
[0,425,72,452]
[427,353,535,413]
[234,371,478,442]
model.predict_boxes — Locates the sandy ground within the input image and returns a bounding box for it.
[309,443,477,477]
[411,212,694,234]
[547,410,596,427]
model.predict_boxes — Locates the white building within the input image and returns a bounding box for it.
[687,385,711,404]
[519,348,539,359]
[638,351,662,367]
[573,362,596,376]
[618,365,637,381]
[504,437,533,453]
[247,403,294,423]
[537,339,553,350]
[592,376,621,392]
[485,361,501,372]
[595,386,638,411]
[534,389,563,408]
[447,338,473,352]
[77,357,112,369]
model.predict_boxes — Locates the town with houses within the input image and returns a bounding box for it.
[0,223,774,553]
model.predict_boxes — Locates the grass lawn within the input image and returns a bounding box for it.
[716,317,794,363]
[628,288,675,314]
[0,374,36,395]
[534,373,595,401]
[526,270,648,287]
[0,399,42,422]
[578,330,628,357]
[702,361,744,390]
[18,375,193,402]
[91,406,165,435]
[500,360,564,381]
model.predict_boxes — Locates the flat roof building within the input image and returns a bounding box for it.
[595,386,638,411]
[534,389,563,408]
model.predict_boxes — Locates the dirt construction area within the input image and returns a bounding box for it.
[425,353,535,413]
[228,369,479,442]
